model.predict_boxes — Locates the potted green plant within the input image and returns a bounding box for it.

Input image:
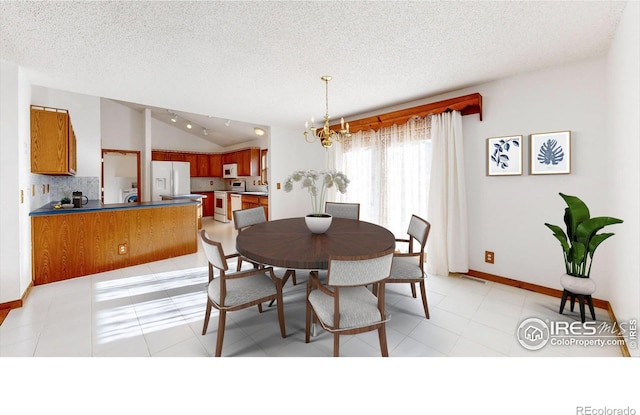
[284,169,349,233]
[545,192,623,279]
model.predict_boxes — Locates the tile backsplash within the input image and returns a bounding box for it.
[30,175,100,208]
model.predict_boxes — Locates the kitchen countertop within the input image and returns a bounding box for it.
[29,199,198,216]
[192,190,268,196]
[160,193,206,199]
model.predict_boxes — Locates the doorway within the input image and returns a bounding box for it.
[101,149,141,204]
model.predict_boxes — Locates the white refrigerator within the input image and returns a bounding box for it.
[150,161,191,201]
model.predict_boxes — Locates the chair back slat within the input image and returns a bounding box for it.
[233,207,266,231]
[327,252,394,286]
[199,230,228,272]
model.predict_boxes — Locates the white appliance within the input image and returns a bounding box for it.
[230,194,242,218]
[213,191,230,223]
[223,163,238,178]
[122,188,138,203]
[230,180,246,192]
[150,161,191,201]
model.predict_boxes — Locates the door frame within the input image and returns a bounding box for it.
[101,149,141,203]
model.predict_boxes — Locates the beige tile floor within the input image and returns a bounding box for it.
[0,218,625,358]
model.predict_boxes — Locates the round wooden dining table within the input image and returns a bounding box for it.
[235,217,396,270]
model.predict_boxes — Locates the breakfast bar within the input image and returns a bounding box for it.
[30,199,198,285]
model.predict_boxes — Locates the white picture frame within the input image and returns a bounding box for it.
[530,131,571,175]
[487,135,523,176]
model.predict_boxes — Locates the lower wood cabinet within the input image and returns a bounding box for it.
[31,204,197,285]
[242,195,268,219]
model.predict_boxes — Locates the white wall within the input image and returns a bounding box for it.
[0,61,21,303]
[100,98,145,150]
[606,0,640,356]
[268,124,330,219]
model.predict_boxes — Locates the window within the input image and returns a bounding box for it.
[335,116,432,237]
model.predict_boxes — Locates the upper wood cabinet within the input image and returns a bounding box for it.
[237,148,260,177]
[151,151,169,161]
[197,154,210,177]
[183,153,198,176]
[151,147,262,178]
[31,106,77,175]
[209,154,222,177]
[222,152,237,164]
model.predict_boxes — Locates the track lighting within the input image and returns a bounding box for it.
[165,109,210,137]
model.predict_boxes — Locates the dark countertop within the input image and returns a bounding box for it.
[160,193,206,199]
[30,199,198,216]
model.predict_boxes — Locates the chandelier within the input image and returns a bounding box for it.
[304,76,351,148]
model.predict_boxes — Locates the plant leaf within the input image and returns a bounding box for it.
[560,193,590,242]
[545,223,570,254]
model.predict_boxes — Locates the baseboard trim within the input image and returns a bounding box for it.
[466,269,631,357]
[0,281,33,325]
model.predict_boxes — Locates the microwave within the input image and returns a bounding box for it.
[223,163,238,178]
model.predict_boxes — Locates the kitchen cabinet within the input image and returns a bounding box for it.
[31,203,197,285]
[30,105,77,175]
[260,195,269,219]
[182,153,198,176]
[237,148,260,177]
[209,154,222,177]
[152,150,184,161]
[168,152,185,161]
[222,152,237,164]
[200,191,215,217]
[242,195,268,220]
[152,151,169,161]
[197,154,210,177]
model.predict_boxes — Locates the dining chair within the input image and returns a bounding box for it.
[199,230,286,356]
[325,201,360,220]
[233,206,296,286]
[385,214,431,319]
[305,251,394,357]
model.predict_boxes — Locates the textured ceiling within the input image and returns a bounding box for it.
[0,1,627,146]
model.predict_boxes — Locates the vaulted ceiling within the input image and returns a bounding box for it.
[0,1,627,146]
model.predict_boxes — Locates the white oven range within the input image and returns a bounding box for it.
[213,191,230,223]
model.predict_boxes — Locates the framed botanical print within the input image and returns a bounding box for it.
[487,135,523,176]
[530,131,571,175]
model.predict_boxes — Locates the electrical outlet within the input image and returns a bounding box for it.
[485,251,494,264]
[118,244,128,255]
[32,184,35,196]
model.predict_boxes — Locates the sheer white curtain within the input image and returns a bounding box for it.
[333,116,432,238]
[426,111,469,276]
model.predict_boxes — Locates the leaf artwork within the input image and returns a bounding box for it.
[491,138,520,169]
[537,139,564,165]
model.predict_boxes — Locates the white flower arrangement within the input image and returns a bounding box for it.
[284,169,349,215]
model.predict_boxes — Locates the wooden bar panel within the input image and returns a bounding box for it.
[32,205,197,285]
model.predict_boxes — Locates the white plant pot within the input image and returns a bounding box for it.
[305,214,332,234]
[560,273,596,295]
